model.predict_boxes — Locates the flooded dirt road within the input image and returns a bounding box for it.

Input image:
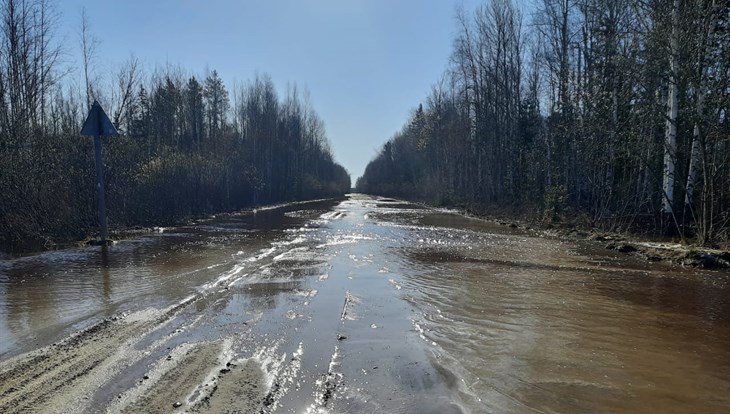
[1,195,729,413]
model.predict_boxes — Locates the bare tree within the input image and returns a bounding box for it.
[79,7,99,109]
[111,55,140,133]
[0,0,61,139]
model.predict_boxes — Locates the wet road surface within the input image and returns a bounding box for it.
[1,195,729,413]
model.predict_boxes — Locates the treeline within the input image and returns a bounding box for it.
[0,1,349,252]
[357,0,730,244]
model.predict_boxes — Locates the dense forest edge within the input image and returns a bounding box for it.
[0,1,350,253]
[357,0,730,249]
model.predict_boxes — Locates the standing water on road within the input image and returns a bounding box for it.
[1,195,729,413]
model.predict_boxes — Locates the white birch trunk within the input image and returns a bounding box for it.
[684,0,717,214]
[685,124,702,210]
[661,0,680,215]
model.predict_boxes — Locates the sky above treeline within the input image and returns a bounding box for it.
[60,0,503,181]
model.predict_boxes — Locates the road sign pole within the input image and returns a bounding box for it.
[81,100,118,245]
[94,135,108,242]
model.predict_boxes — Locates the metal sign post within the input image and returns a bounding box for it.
[81,101,118,244]
[93,135,108,241]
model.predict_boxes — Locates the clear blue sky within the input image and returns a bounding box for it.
[59,0,487,181]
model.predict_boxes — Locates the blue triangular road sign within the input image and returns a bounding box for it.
[81,100,118,137]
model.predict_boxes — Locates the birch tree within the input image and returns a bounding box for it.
[661,0,681,231]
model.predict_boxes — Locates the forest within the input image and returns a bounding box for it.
[0,1,350,252]
[357,0,730,245]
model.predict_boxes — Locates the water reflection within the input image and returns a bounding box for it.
[101,247,111,306]
[0,199,340,358]
[397,212,730,413]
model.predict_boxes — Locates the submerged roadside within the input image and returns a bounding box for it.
[0,196,347,258]
[367,196,730,270]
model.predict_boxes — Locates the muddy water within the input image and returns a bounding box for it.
[1,195,729,413]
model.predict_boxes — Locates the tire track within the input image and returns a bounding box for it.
[0,295,200,413]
